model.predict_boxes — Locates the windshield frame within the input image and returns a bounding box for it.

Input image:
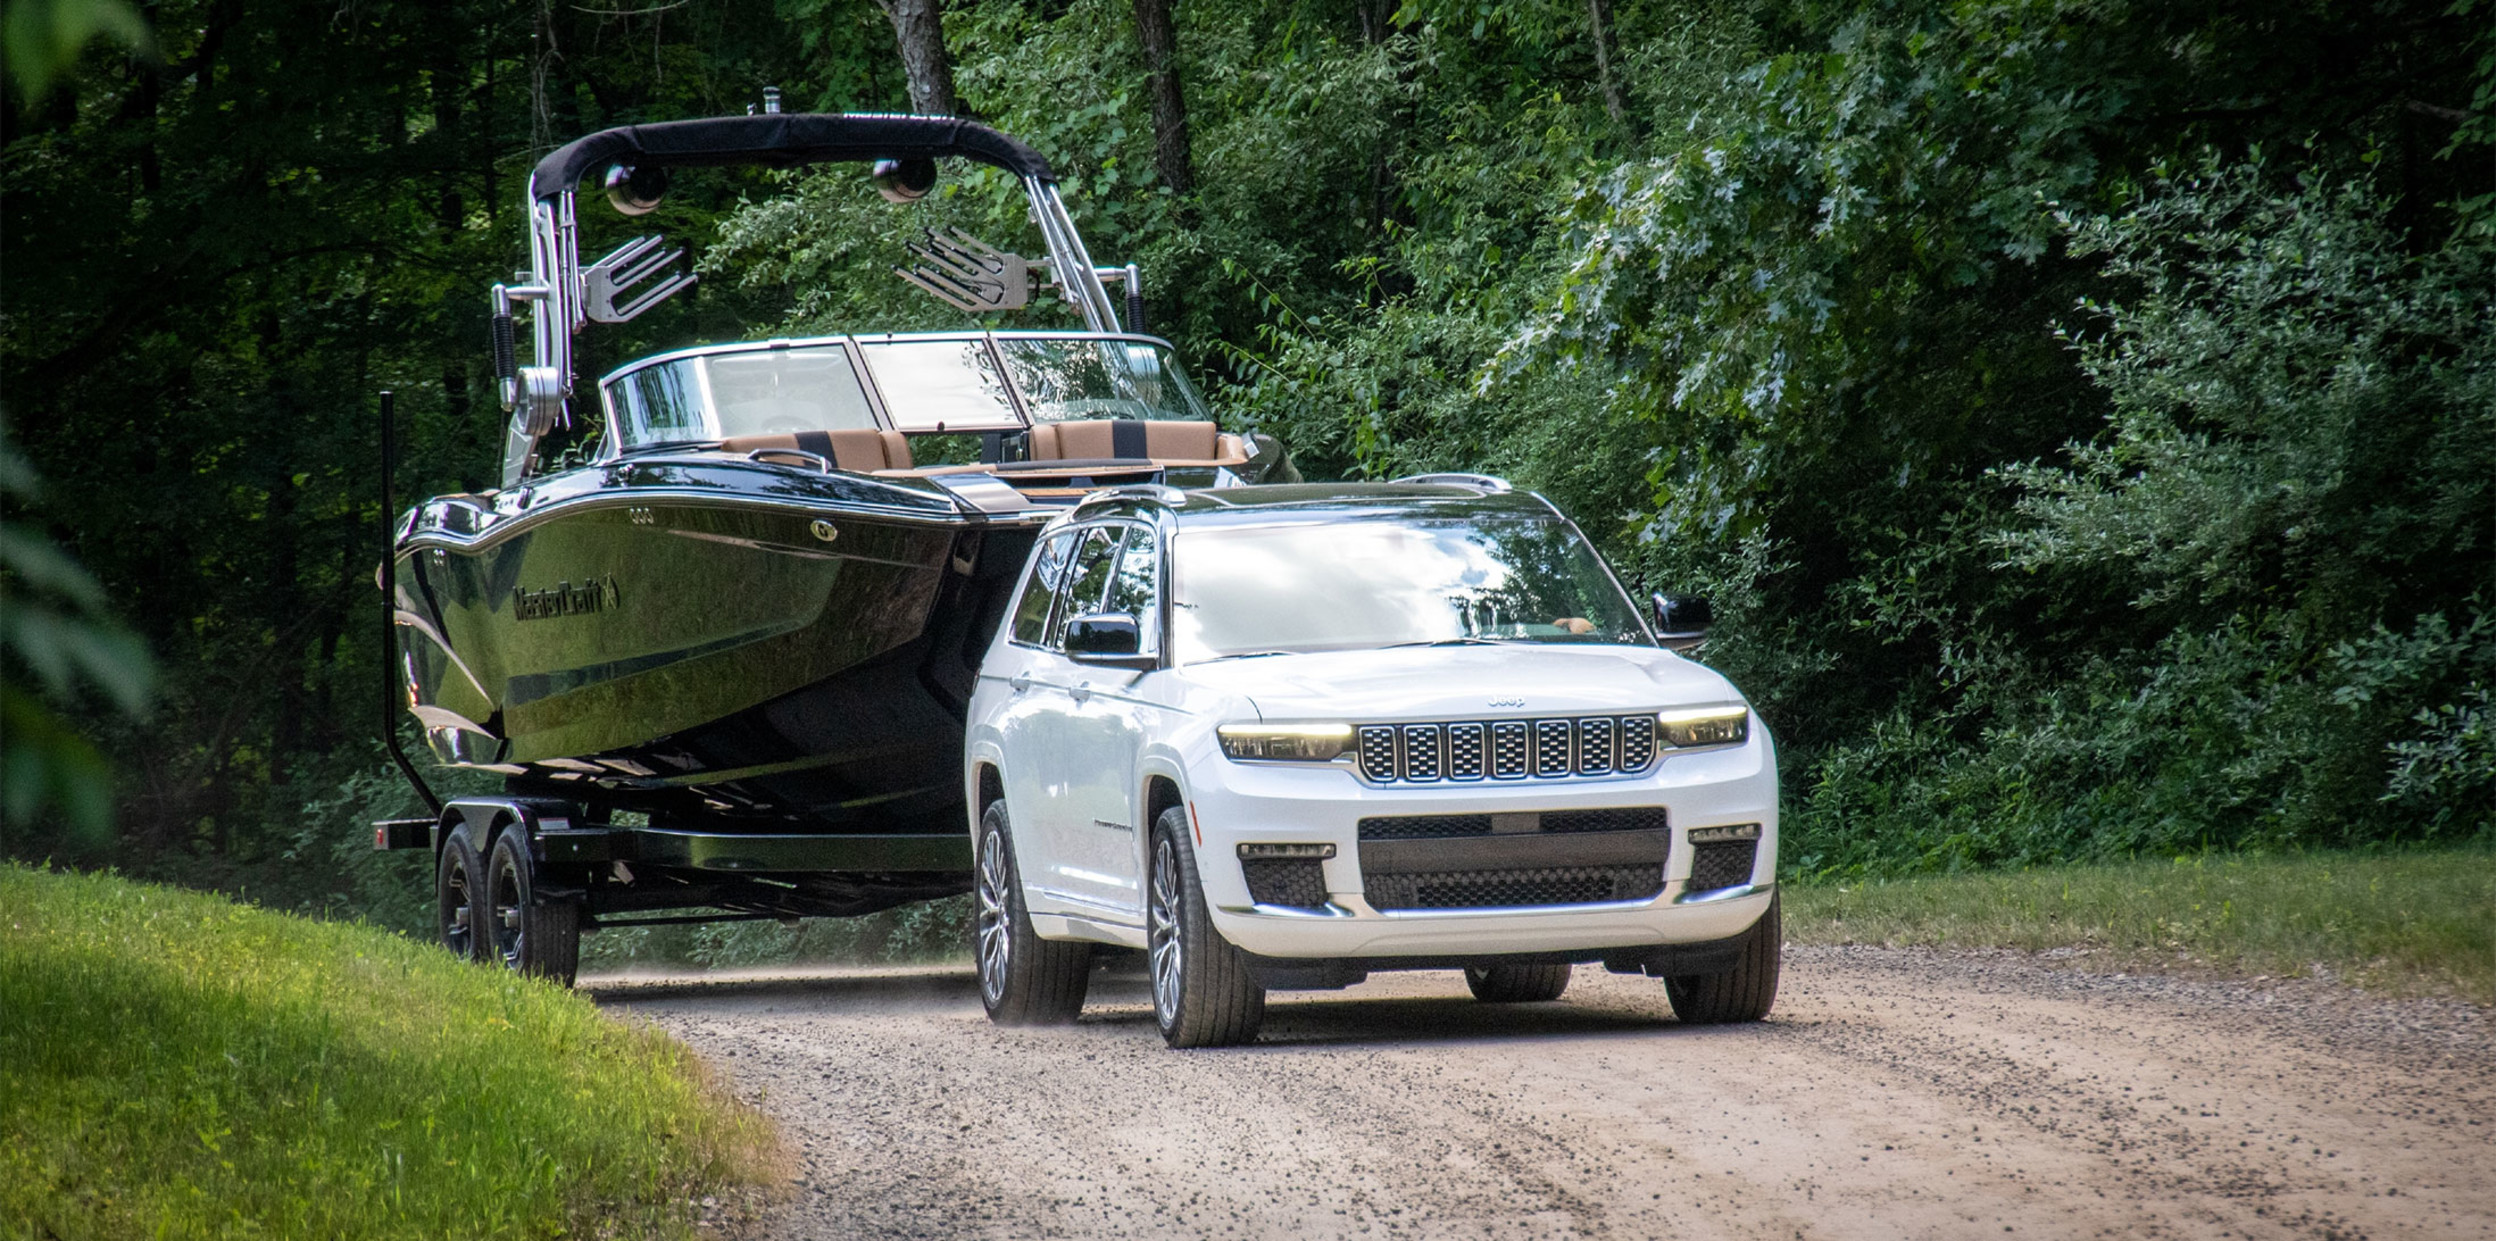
[590,331,1206,463]
[1164,508,1658,665]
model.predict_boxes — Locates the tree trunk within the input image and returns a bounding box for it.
[1131,0,1191,194]
[1587,0,1627,127]
[874,0,957,117]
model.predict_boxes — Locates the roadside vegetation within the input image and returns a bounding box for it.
[0,864,782,1240]
[1784,848,2496,1005]
[2,1,2487,938]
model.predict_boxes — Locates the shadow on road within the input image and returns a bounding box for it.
[583,964,1743,1050]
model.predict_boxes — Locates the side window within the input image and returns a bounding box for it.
[1009,532,1079,645]
[1103,525,1161,654]
[1045,526,1122,648]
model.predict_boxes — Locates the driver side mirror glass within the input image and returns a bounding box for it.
[1652,593,1712,651]
[1064,612,1155,668]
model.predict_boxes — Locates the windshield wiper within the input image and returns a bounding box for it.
[1204,650,1299,661]
[1380,637,1508,649]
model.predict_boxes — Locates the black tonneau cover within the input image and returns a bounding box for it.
[529,112,1055,202]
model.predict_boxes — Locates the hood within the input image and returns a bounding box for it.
[1176,645,1743,722]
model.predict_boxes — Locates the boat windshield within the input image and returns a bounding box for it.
[995,338,1212,423]
[1168,515,1653,662]
[854,338,1024,431]
[606,345,877,447]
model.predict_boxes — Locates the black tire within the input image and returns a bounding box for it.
[1147,807,1265,1048]
[435,824,484,961]
[484,826,581,985]
[1665,891,1781,1024]
[975,800,1092,1024]
[1465,962,1572,1003]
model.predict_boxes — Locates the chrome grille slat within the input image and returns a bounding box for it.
[1446,722,1485,780]
[1401,723,1443,781]
[1491,722,1530,779]
[1353,715,1663,784]
[1533,719,1572,777]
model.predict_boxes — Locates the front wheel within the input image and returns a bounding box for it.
[1664,892,1781,1024]
[484,827,580,985]
[1466,962,1572,1003]
[1147,808,1265,1048]
[975,800,1091,1024]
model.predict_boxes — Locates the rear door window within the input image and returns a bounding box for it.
[1009,532,1079,646]
[1045,526,1123,649]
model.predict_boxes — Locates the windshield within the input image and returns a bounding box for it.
[1168,516,1652,662]
[996,338,1212,423]
[604,345,877,447]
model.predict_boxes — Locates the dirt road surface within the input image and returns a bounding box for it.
[589,947,2493,1240]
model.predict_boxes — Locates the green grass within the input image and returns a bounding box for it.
[1783,848,2496,1005]
[0,865,782,1240]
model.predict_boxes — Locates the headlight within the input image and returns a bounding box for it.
[1658,706,1748,748]
[1217,723,1354,762]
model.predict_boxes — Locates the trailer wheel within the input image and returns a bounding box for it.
[435,825,484,961]
[485,827,581,985]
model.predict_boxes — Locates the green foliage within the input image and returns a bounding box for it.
[1785,847,2496,1004]
[0,423,152,841]
[0,864,780,1240]
[0,0,146,106]
[579,896,973,974]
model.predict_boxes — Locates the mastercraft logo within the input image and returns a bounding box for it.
[512,575,621,621]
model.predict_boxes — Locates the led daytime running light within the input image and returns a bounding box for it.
[1657,706,1748,748]
[1217,723,1355,762]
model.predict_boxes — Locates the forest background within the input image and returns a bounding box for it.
[1,0,2489,951]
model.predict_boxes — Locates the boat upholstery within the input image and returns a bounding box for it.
[1024,419,1248,467]
[723,430,914,472]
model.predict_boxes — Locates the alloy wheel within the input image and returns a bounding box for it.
[1148,834,1184,1028]
[976,823,1013,1005]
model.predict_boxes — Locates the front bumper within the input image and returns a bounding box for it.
[1184,732,1779,959]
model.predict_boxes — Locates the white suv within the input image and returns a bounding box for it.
[962,479,1780,1047]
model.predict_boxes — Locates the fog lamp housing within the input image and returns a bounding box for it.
[1236,842,1338,860]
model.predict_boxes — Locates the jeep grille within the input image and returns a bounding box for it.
[1355,715,1658,783]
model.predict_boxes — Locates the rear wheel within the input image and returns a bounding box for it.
[1147,808,1265,1048]
[1465,962,1572,1003]
[1665,892,1781,1024]
[975,800,1091,1024]
[434,824,484,961]
[485,827,580,985]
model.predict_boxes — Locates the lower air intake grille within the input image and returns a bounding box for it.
[1541,807,1670,835]
[1357,814,1494,840]
[1364,864,1664,911]
[1242,858,1329,908]
[1687,840,1758,893]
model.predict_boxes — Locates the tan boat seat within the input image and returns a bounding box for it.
[721,430,914,473]
[1025,419,1248,468]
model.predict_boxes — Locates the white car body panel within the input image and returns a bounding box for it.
[962,487,1781,967]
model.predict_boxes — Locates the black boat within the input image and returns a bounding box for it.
[379,108,1289,977]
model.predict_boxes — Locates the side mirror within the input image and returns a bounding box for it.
[1652,593,1712,652]
[1064,613,1156,669]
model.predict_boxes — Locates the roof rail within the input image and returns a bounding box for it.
[1390,472,1513,494]
[1073,483,1188,512]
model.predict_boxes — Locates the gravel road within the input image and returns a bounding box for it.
[588,947,2493,1240]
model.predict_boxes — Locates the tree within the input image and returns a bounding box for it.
[1130,0,1189,193]
[874,0,956,115]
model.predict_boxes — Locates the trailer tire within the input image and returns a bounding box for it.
[436,824,485,961]
[1465,962,1572,1003]
[485,826,581,986]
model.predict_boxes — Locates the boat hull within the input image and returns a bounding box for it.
[394,453,1039,838]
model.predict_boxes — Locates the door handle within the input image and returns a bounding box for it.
[1069,681,1091,704]
[1009,673,1031,693]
